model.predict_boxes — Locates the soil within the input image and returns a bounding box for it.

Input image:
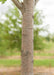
[0,67,54,75]
[0,52,54,75]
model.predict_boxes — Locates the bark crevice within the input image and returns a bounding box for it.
[21,50,32,57]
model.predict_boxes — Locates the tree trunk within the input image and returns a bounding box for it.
[21,0,34,75]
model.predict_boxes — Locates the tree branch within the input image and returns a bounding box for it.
[35,0,39,5]
[12,0,23,10]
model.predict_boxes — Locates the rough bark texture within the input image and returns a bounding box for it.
[21,0,34,75]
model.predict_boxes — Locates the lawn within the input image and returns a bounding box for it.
[0,59,54,67]
[34,59,54,67]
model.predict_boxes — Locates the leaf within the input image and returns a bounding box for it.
[0,0,7,3]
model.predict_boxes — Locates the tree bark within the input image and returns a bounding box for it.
[21,0,34,75]
[12,0,34,75]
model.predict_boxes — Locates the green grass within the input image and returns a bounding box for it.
[0,59,21,67]
[34,59,54,67]
[0,59,54,67]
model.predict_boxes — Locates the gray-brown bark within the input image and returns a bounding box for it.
[21,0,34,75]
[12,0,34,75]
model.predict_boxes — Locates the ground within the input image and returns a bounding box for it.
[0,55,54,75]
[0,49,54,75]
[0,66,54,75]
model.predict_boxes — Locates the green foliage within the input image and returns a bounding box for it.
[34,10,46,50]
[34,10,44,25]
[34,51,54,56]
[0,6,22,51]
[0,5,46,54]
[0,0,7,3]
[0,38,9,56]
[51,34,54,42]
[34,36,45,50]
[45,34,51,41]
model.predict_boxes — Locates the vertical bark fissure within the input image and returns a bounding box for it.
[21,0,34,75]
